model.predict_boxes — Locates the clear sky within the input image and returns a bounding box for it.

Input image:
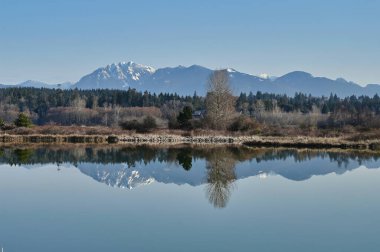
[0,0,379,85]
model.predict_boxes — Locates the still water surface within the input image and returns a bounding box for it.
[0,145,380,251]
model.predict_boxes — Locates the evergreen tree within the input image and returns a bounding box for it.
[177,106,193,129]
[321,103,329,114]
[14,113,33,127]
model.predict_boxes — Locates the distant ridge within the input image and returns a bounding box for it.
[1,61,380,97]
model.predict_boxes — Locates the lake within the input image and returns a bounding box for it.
[0,145,380,252]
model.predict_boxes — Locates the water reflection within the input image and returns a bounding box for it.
[176,147,193,171]
[206,149,236,208]
[1,145,380,208]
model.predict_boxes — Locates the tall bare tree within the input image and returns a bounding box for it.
[205,70,236,130]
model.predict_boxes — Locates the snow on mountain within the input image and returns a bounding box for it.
[2,60,380,97]
[76,61,156,89]
[259,73,277,81]
[77,163,156,189]
[74,154,380,189]
[259,73,270,79]
[7,148,380,189]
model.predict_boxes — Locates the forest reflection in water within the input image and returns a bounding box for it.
[1,145,380,208]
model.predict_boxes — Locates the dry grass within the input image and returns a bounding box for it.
[2,125,124,135]
[2,123,380,151]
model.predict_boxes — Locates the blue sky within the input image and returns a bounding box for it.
[0,0,379,85]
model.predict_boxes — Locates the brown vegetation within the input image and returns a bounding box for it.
[44,106,162,127]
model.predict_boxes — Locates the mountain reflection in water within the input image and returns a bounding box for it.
[1,145,380,208]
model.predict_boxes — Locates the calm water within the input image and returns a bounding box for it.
[0,145,380,252]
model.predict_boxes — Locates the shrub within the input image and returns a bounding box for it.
[317,116,344,129]
[120,119,140,131]
[168,115,179,129]
[120,116,157,132]
[142,116,157,130]
[228,116,258,132]
[14,113,33,128]
[1,123,16,131]
[191,119,204,129]
[0,118,4,128]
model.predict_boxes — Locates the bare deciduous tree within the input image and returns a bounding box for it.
[205,70,236,130]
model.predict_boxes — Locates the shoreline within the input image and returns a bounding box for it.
[1,133,380,150]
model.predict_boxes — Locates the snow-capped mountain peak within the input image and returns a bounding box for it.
[76,61,156,89]
[103,61,156,81]
[259,73,270,79]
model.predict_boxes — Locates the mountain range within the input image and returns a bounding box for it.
[2,61,380,97]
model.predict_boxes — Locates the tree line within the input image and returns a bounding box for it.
[1,71,380,132]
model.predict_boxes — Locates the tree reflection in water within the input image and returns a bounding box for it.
[205,149,237,208]
[176,148,193,171]
[2,145,380,208]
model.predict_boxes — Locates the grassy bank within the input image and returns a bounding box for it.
[1,127,380,151]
